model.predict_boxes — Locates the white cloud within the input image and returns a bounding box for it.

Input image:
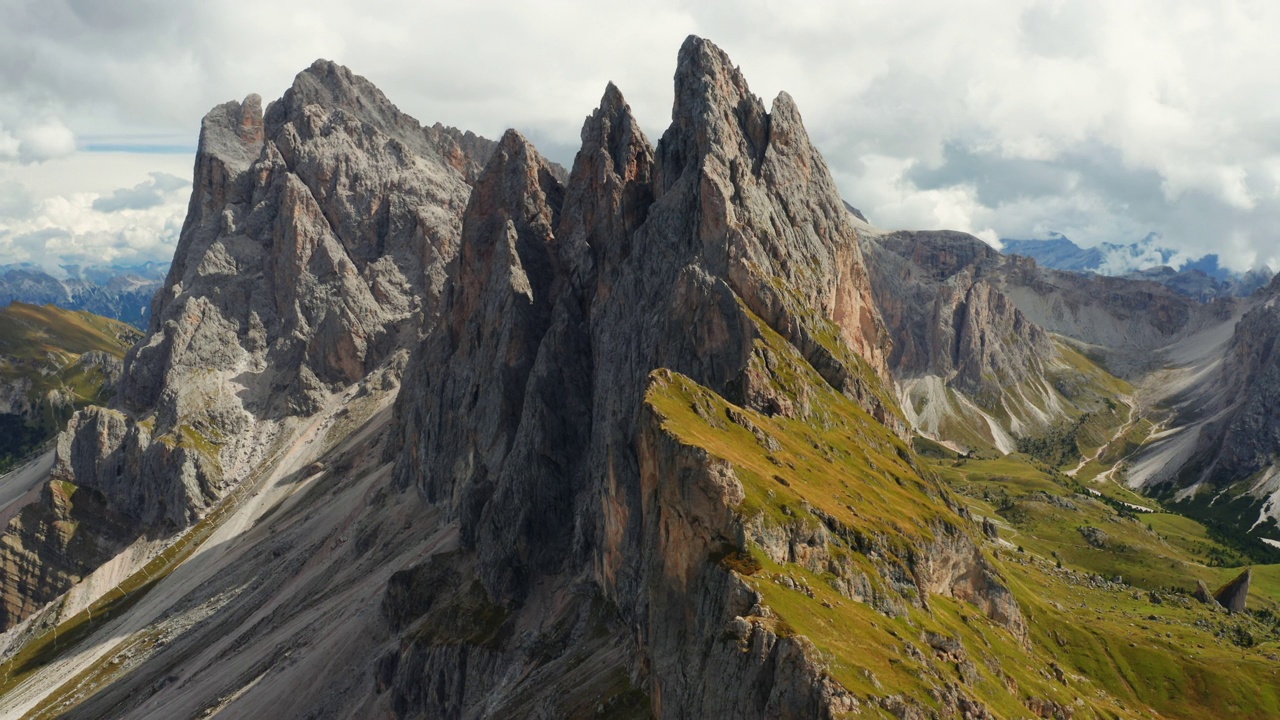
[16,117,76,163]
[92,171,189,212]
[0,119,77,164]
[0,125,18,161]
[0,161,189,272]
[0,1,1278,270]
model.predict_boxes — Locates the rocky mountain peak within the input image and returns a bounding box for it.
[447,128,565,343]
[197,94,265,172]
[380,38,1023,718]
[264,59,497,182]
[266,59,409,140]
[592,82,645,179]
[660,35,769,189]
[559,82,654,278]
[472,129,562,219]
[654,36,893,403]
[0,58,496,632]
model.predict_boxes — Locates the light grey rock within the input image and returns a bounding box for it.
[385,35,1019,720]
[862,230,1053,399]
[1194,578,1216,606]
[1210,278,1280,481]
[0,59,493,631]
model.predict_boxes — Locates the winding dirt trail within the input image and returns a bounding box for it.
[1065,403,1136,479]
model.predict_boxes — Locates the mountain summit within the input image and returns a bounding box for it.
[0,58,492,631]
[384,35,965,715]
[2,35,1278,720]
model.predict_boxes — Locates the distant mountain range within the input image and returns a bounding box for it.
[6,38,1280,720]
[0,262,167,328]
[1002,233,1274,300]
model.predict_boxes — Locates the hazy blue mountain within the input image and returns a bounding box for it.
[1001,234,1106,271]
[0,262,167,328]
[1001,232,1272,299]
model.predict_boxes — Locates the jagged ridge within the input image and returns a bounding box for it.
[381,35,1022,718]
[0,59,495,632]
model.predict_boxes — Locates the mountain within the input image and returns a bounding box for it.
[1001,234,1106,271]
[2,36,1280,720]
[1108,272,1280,544]
[0,58,494,633]
[864,216,1280,555]
[0,264,168,329]
[1124,264,1275,302]
[1002,233,1274,300]
[859,227,1219,455]
[380,42,924,716]
[0,303,141,472]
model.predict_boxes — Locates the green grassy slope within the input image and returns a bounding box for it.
[644,311,1280,718]
[0,302,141,471]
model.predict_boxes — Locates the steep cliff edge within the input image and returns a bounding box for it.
[3,37,1275,720]
[861,230,1143,455]
[382,36,1023,718]
[1213,276,1280,485]
[0,61,492,631]
[1141,274,1280,541]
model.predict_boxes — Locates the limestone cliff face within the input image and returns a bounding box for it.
[868,227,1202,359]
[861,227,1216,452]
[0,61,491,631]
[384,36,1018,718]
[0,478,134,627]
[863,230,1053,398]
[656,40,892,392]
[862,230,1073,451]
[1213,278,1280,481]
[128,60,488,424]
[997,252,1202,353]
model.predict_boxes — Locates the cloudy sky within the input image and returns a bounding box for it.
[2,0,1278,273]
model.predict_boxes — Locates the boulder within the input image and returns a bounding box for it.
[1214,568,1251,613]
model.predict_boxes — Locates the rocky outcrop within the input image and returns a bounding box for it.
[1194,578,1216,606]
[50,407,221,528]
[1207,279,1280,482]
[862,230,1053,398]
[1214,567,1251,613]
[0,477,135,629]
[129,61,483,422]
[385,35,1017,718]
[0,61,493,631]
